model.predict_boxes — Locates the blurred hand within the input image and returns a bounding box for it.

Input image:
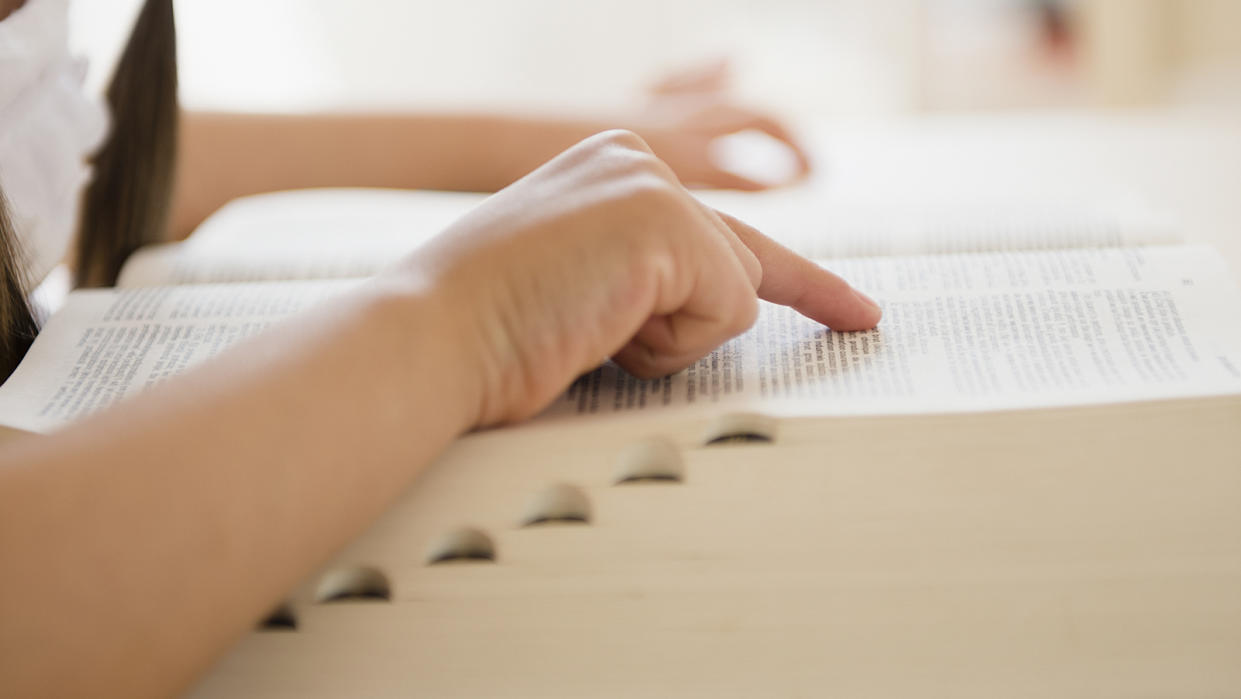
[627,58,813,190]
[398,131,878,426]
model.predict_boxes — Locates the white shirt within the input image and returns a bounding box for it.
[0,0,108,289]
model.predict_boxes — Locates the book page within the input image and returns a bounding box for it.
[117,188,1177,287]
[542,245,1241,421]
[5,246,1236,433]
[188,188,490,248]
[0,280,356,433]
[119,237,416,287]
[116,189,487,287]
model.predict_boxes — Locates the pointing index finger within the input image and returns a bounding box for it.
[714,210,882,331]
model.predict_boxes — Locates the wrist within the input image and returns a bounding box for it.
[361,274,485,436]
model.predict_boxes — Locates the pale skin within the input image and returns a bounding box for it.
[3,2,860,695]
[171,84,813,238]
[8,1,812,238]
[0,131,880,698]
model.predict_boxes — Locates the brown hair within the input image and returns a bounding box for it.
[0,0,177,379]
[0,192,39,376]
[75,0,179,288]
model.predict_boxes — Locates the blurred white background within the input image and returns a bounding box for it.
[72,0,1241,119]
[60,0,1241,277]
[70,0,919,116]
[70,0,1241,119]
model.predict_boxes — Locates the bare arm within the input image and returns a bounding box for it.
[171,104,811,238]
[2,132,875,697]
[171,110,604,237]
[0,278,477,697]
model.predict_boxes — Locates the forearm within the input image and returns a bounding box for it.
[0,279,475,697]
[171,110,606,238]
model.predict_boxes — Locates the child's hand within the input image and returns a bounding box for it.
[632,58,813,190]
[394,130,879,427]
[630,97,813,191]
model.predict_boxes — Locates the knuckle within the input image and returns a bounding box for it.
[612,146,666,179]
[576,131,681,191]
[566,130,656,176]
[592,128,650,152]
[609,171,683,214]
[593,132,673,179]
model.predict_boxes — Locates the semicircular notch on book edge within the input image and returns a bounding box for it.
[257,601,297,631]
[426,527,497,565]
[314,566,392,603]
[702,413,777,446]
[521,483,592,526]
[614,436,685,484]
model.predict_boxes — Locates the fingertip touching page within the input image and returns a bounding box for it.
[1,245,1237,433]
[545,245,1241,420]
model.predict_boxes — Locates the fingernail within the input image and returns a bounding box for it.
[854,288,881,310]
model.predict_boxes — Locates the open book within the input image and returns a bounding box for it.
[1,188,1238,434]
